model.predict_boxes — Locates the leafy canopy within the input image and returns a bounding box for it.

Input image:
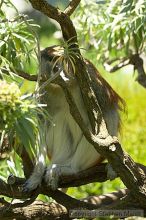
[73,0,146,61]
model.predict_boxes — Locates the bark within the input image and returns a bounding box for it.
[0,201,68,220]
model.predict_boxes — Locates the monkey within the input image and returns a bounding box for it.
[23,45,125,191]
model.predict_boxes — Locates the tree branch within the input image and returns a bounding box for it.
[15,69,38,81]
[104,55,146,89]
[0,177,145,219]
[0,189,129,219]
[64,0,81,16]
[0,161,146,218]
[2,68,38,81]
[0,200,68,220]
[104,59,130,72]
[29,0,78,42]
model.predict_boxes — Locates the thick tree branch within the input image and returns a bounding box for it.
[0,162,146,218]
[0,178,145,219]
[0,190,129,219]
[0,200,68,220]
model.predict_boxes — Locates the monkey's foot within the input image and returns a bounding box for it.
[23,163,45,192]
[45,164,61,190]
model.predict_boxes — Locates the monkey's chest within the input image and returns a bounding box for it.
[45,111,83,162]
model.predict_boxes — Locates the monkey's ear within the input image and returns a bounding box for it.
[49,46,63,57]
[41,45,63,61]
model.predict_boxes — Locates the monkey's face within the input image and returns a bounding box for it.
[40,45,75,85]
[40,46,62,80]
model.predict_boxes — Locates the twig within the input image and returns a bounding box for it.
[2,68,38,81]
[104,55,146,89]
[104,59,130,72]
[15,69,38,81]
[0,15,27,23]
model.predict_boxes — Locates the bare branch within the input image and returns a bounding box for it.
[64,0,81,16]
[0,178,145,219]
[15,69,38,81]
[29,0,61,21]
[55,73,146,207]
[2,68,38,81]
[104,55,146,89]
[104,59,130,72]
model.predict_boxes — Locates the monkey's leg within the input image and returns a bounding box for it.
[45,164,76,190]
[44,135,101,190]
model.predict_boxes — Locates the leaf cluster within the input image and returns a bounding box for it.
[73,0,146,61]
[0,80,41,158]
[0,0,39,77]
[50,39,83,77]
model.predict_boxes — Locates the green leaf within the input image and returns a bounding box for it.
[12,33,30,44]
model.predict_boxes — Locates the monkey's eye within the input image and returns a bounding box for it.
[48,56,54,62]
[41,53,54,62]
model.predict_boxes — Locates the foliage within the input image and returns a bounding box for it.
[73,0,146,61]
[50,39,82,75]
[0,0,44,181]
[0,0,39,77]
[0,80,43,160]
